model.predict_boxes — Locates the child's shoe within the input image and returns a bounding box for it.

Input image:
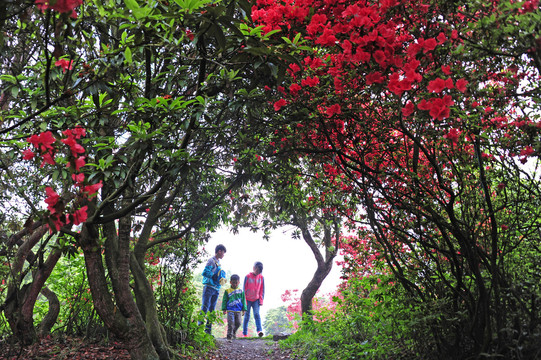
[258,332,264,337]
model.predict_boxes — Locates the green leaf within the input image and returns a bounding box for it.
[125,47,133,64]
[125,0,140,11]
[0,74,17,84]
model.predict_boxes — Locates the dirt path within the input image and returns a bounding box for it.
[204,338,299,360]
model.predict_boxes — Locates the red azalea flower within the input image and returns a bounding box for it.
[366,72,384,85]
[441,65,452,75]
[520,145,535,156]
[71,173,85,184]
[84,181,103,195]
[22,149,35,160]
[72,206,88,225]
[316,28,338,46]
[401,101,415,117]
[36,0,83,18]
[288,63,301,73]
[54,59,74,73]
[62,136,85,156]
[456,79,468,93]
[301,76,319,87]
[427,78,447,93]
[274,98,287,111]
[443,128,461,144]
[325,104,341,117]
[44,187,60,212]
[74,156,86,171]
[289,83,301,96]
[28,131,56,151]
[41,151,56,167]
[50,214,65,231]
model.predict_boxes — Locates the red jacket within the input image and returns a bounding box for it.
[243,272,265,305]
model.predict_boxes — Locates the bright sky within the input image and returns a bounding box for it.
[195,226,343,322]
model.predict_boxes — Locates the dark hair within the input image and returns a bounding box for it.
[254,261,263,273]
[231,274,240,281]
[215,244,227,254]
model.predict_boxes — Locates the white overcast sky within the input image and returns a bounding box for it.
[195,226,343,321]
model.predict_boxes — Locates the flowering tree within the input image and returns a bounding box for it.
[2,128,99,345]
[250,0,541,356]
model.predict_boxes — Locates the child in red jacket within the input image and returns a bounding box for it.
[242,261,265,337]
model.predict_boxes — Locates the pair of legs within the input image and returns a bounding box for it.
[200,285,219,334]
[243,300,263,336]
[226,311,242,340]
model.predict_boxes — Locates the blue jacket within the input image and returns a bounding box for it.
[202,257,225,290]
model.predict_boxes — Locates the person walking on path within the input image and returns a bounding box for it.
[222,274,247,341]
[243,261,265,337]
[200,244,227,334]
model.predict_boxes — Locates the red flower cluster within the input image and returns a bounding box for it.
[35,0,83,18]
[443,128,461,144]
[23,127,102,232]
[26,131,57,167]
[417,95,454,120]
[54,59,74,73]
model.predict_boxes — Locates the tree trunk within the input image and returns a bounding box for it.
[295,215,340,316]
[131,253,171,360]
[80,223,160,360]
[38,287,60,337]
[131,181,171,359]
[300,261,334,315]
[4,225,59,345]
